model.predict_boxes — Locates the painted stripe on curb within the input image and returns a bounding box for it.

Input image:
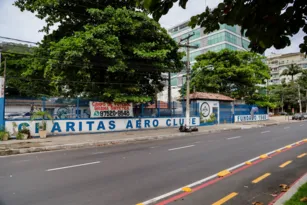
[138,139,306,205]
[268,172,307,205]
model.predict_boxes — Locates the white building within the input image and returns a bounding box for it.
[267,52,307,85]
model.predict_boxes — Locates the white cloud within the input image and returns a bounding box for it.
[0,0,45,44]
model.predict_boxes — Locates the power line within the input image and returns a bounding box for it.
[0,36,38,45]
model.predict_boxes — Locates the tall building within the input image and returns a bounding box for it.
[158,21,250,102]
[267,52,307,85]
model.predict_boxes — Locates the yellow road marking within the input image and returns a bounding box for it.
[217,170,231,177]
[297,153,307,158]
[182,187,192,192]
[212,192,238,205]
[252,173,271,183]
[279,160,292,168]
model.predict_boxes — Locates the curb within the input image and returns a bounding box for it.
[0,121,292,156]
[269,172,307,205]
[0,126,242,156]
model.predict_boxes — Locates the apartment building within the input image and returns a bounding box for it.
[267,52,307,85]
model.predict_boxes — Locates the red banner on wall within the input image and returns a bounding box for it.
[89,102,133,118]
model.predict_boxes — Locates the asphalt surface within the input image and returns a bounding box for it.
[0,122,306,205]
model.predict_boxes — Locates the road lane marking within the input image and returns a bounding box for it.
[300,124,304,126]
[138,139,306,205]
[261,131,271,134]
[227,136,241,140]
[279,160,292,168]
[91,152,104,155]
[193,141,202,144]
[252,173,271,183]
[212,192,238,205]
[284,126,290,129]
[297,153,307,158]
[46,161,100,171]
[168,145,195,151]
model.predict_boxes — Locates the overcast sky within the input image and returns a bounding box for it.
[0,0,305,55]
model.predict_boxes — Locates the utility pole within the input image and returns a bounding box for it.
[168,72,171,110]
[298,84,302,113]
[179,33,198,129]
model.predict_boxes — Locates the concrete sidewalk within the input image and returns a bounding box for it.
[0,116,295,156]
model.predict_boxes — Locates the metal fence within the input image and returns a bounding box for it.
[5,97,199,120]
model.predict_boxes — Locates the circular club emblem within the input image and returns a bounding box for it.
[200,102,210,117]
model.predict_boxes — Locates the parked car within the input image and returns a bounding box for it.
[279,111,288,115]
[292,113,307,120]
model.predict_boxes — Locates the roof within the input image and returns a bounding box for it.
[267,52,303,59]
[185,92,234,101]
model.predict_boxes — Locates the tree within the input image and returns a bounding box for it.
[188,49,270,104]
[280,64,302,81]
[14,1,184,102]
[143,0,307,54]
[0,43,54,97]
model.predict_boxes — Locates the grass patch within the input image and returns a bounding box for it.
[284,182,307,205]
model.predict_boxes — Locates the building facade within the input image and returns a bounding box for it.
[158,21,250,102]
[267,52,307,85]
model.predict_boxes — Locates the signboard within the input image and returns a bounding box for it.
[200,102,210,117]
[90,102,133,118]
[234,114,268,122]
[5,117,200,136]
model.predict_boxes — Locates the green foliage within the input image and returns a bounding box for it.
[16,132,23,140]
[284,182,307,205]
[206,113,216,123]
[18,125,31,139]
[188,49,270,103]
[143,0,307,54]
[0,131,9,141]
[0,43,55,97]
[31,111,53,131]
[14,1,184,102]
[281,64,302,81]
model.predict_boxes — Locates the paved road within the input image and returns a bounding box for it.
[0,122,306,205]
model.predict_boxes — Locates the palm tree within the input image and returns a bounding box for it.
[281,64,302,81]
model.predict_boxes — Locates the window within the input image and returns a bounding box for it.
[190,29,201,40]
[190,51,202,62]
[225,44,237,51]
[207,32,225,45]
[190,40,201,50]
[225,32,237,45]
[242,39,249,49]
[171,78,178,86]
[220,24,236,33]
[207,44,226,52]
